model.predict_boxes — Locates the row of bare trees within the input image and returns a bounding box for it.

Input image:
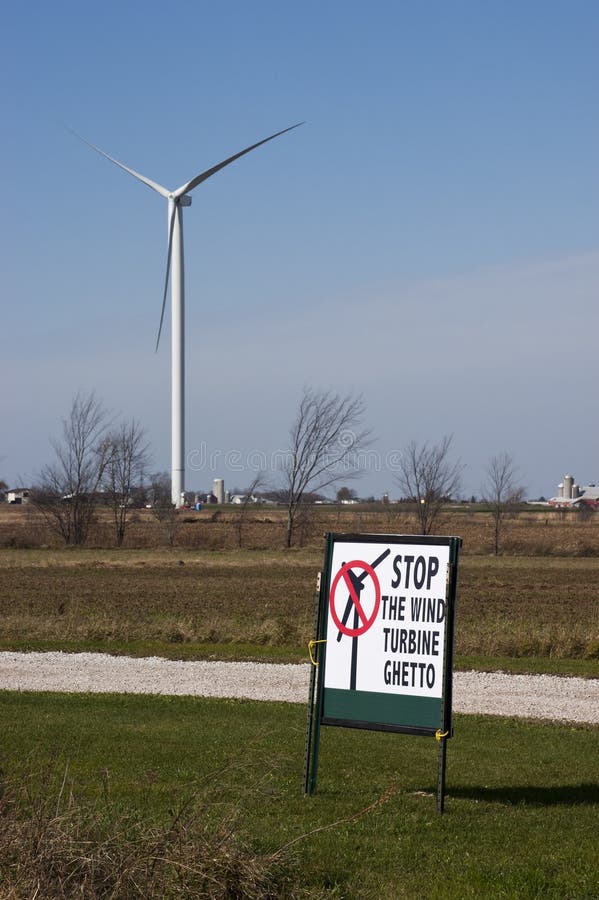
[397,441,524,552]
[33,393,153,546]
[284,390,524,554]
[279,391,525,551]
[28,388,525,551]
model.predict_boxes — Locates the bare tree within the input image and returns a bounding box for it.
[281,389,371,547]
[482,452,525,555]
[396,435,463,535]
[33,392,111,545]
[104,420,151,546]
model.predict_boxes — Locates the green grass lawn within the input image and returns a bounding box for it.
[1,690,597,898]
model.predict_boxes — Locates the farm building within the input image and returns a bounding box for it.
[548,475,599,509]
[7,488,31,504]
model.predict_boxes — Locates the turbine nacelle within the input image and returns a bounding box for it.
[170,194,192,206]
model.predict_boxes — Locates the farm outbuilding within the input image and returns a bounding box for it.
[548,475,599,509]
[7,488,31,505]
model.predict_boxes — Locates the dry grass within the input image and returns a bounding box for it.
[0,764,294,899]
[1,504,598,664]
[457,556,599,659]
[0,551,317,650]
[0,545,597,663]
[4,503,599,556]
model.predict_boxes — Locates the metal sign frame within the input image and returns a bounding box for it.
[304,532,461,814]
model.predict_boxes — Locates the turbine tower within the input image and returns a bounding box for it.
[78,123,302,506]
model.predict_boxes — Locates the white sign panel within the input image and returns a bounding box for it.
[324,539,450,700]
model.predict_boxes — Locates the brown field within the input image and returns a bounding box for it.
[0,502,597,671]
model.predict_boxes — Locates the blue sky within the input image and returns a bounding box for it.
[1,1,598,499]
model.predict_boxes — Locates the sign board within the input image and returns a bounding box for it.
[321,533,459,735]
[304,532,461,810]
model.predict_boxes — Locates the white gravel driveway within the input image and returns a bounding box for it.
[0,652,597,725]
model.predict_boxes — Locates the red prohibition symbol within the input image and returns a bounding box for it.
[329,560,381,637]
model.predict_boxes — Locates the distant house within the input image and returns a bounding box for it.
[7,488,31,505]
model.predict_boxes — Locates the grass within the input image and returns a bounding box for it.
[0,548,597,675]
[0,690,597,898]
[454,655,597,677]
[0,533,597,895]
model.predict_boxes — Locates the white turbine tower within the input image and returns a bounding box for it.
[77,123,302,506]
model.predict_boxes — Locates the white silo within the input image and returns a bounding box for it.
[573,483,580,498]
[213,478,225,504]
[564,475,574,499]
[558,483,564,498]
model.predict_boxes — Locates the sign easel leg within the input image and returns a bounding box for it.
[303,654,317,794]
[436,737,447,815]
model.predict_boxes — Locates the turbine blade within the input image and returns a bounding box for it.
[155,203,177,352]
[173,122,304,198]
[70,128,171,198]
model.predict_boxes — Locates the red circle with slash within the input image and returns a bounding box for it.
[329,560,381,637]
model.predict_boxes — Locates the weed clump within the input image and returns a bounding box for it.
[0,768,295,898]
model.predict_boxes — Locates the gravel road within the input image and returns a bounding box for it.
[0,652,597,725]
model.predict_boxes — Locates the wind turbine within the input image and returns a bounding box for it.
[77,122,302,506]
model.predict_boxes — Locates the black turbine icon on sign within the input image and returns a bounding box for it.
[336,548,390,689]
